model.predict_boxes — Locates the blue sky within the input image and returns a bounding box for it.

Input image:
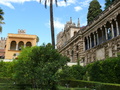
[0,0,105,46]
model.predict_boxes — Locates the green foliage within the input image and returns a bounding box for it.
[13,44,69,89]
[87,0,102,24]
[0,61,14,78]
[105,0,115,9]
[0,8,4,32]
[59,79,120,90]
[58,65,86,80]
[86,57,120,83]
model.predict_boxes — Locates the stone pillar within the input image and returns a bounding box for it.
[96,31,99,45]
[83,39,85,51]
[110,21,114,38]
[16,44,18,50]
[89,35,92,48]
[105,25,108,40]
[87,37,89,49]
[24,44,26,47]
[115,19,119,36]
[93,32,96,46]
[101,28,104,43]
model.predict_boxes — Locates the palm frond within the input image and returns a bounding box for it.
[55,0,58,7]
[0,26,2,32]
[45,0,47,8]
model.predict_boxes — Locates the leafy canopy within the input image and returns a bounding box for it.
[87,0,102,24]
[13,44,69,89]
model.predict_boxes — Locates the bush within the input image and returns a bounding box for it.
[86,56,120,83]
[13,43,69,89]
[57,65,86,81]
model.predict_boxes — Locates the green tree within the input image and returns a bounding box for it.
[58,65,86,80]
[87,0,102,24]
[36,36,39,43]
[0,8,4,32]
[40,0,66,49]
[105,0,115,9]
[13,44,69,89]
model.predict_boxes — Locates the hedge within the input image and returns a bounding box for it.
[59,79,120,90]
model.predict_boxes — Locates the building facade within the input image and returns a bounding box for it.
[5,30,37,59]
[0,37,6,58]
[56,0,120,66]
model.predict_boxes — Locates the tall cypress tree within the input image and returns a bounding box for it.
[87,0,102,24]
[105,0,115,9]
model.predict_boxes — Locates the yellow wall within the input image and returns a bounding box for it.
[5,33,37,59]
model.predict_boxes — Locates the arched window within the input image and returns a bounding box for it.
[74,31,77,36]
[10,41,16,50]
[26,42,32,47]
[18,41,24,50]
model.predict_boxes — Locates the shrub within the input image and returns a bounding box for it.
[86,56,120,83]
[13,43,69,89]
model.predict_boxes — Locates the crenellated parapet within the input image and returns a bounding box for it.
[0,37,6,49]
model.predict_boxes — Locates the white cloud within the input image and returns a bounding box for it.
[0,0,77,9]
[54,19,64,31]
[74,6,82,12]
[46,18,64,32]
[0,0,35,9]
[79,0,92,7]
[57,0,77,7]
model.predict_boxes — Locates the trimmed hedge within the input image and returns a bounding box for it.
[86,56,120,83]
[59,79,120,90]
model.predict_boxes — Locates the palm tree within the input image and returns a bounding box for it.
[40,0,66,49]
[0,8,4,32]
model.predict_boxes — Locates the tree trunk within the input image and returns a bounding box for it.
[50,0,55,49]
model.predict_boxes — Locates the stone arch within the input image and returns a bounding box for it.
[106,21,112,40]
[26,42,32,47]
[102,26,106,42]
[74,31,77,36]
[84,37,88,50]
[18,41,24,50]
[91,33,94,47]
[10,41,16,50]
[97,28,102,44]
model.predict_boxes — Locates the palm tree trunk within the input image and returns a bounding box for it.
[50,0,55,49]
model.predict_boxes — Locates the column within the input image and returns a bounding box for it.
[24,44,26,47]
[101,28,104,43]
[110,21,114,38]
[89,35,92,48]
[16,44,18,50]
[105,25,108,40]
[83,39,85,51]
[96,31,99,45]
[115,19,119,36]
[93,32,96,46]
[86,37,89,49]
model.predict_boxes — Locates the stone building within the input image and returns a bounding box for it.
[56,0,120,66]
[0,37,6,58]
[0,37,6,49]
[5,30,37,60]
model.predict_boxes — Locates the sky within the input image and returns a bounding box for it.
[0,0,105,46]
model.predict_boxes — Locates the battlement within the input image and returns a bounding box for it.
[0,37,6,41]
[18,29,26,34]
